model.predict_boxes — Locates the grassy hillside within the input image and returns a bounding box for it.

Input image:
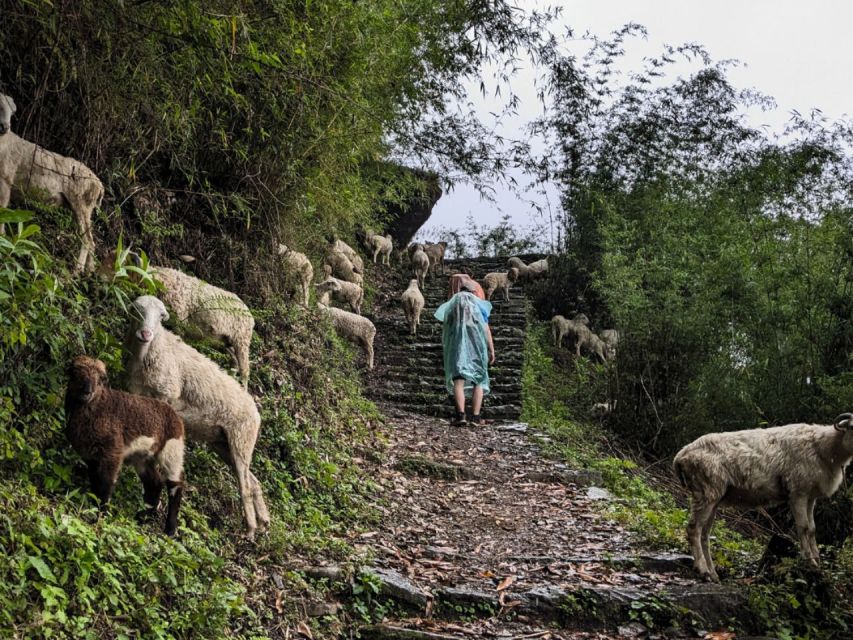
[0,217,385,638]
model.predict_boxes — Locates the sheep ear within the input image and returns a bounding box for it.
[161,309,170,322]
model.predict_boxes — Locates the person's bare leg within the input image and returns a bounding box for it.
[453,379,466,413]
[472,385,484,416]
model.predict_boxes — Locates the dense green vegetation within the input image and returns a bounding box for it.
[528,27,853,454]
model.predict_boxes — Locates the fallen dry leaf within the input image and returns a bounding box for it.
[496,575,517,591]
[296,621,313,639]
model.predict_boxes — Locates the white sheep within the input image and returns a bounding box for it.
[551,313,606,361]
[601,329,619,359]
[323,249,363,285]
[551,314,574,349]
[152,264,254,390]
[400,279,425,335]
[0,93,104,273]
[99,252,254,391]
[507,256,549,282]
[319,302,376,369]
[528,257,549,276]
[126,295,269,539]
[423,242,448,276]
[585,332,608,363]
[330,238,364,272]
[673,414,853,582]
[315,276,364,315]
[367,233,393,265]
[411,244,430,290]
[276,243,314,306]
[481,268,519,301]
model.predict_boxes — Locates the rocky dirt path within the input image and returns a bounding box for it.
[351,405,745,639]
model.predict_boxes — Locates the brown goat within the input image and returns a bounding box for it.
[65,356,185,535]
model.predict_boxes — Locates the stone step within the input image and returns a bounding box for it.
[384,378,521,392]
[369,257,532,422]
[356,565,747,636]
[388,402,522,419]
[379,366,523,379]
[380,339,524,352]
[376,389,522,405]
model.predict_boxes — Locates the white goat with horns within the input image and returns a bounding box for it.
[674,413,853,582]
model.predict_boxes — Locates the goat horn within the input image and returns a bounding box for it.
[833,413,853,428]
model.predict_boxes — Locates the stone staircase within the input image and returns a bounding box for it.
[367,256,530,422]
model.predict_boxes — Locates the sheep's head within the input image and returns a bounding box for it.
[66,356,108,403]
[131,295,169,346]
[0,94,16,136]
[507,267,520,283]
[276,243,290,256]
[573,313,590,326]
[316,278,342,294]
[507,256,526,269]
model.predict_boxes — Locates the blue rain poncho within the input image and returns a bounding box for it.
[434,291,493,397]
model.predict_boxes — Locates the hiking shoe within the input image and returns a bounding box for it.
[470,414,491,426]
[450,412,467,426]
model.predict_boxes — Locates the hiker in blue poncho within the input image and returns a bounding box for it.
[434,279,496,426]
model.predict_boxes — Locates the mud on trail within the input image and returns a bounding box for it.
[350,405,744,639]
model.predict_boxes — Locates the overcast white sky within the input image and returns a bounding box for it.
[419,0,853,241]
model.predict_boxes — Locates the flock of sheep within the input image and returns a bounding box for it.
[4,91,853,582]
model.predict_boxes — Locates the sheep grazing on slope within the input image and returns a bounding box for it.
[551,314,578,349]
[482,268,519,302]
[276,243,314,306]
[323,249,363,286]
[423,242,448,276]
[154,263,254,390]
[507,256,549,282]
[99,250,255,389]
[319,302,376,369]
[551,314,606,362]
[315,276,364,315]
[528,257,549,276]
[366,233,394,265]
[410,244,430,289]
[674,414,853,582]
[600,329,619,359]
[400,279,425,335]
[126,296,269,539]
[330,238,364,272]
[65,356,185,535]
[0,93,104,273]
